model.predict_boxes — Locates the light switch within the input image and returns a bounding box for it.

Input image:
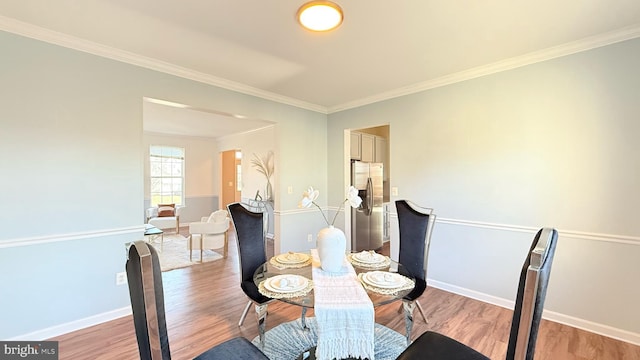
[391,187,398,196]
[288,185,293,194]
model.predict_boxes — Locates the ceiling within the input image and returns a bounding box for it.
[2,0,640,136]
[142,99,275,139]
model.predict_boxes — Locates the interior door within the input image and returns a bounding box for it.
[221,149,241,208]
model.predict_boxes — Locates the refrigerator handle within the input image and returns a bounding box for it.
[365,177,373,216]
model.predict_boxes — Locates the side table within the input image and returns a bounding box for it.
[144,224,164,251]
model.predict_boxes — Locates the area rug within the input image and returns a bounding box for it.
[154,234,223,271]
[252,317,407,360]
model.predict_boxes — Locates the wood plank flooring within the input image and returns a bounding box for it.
[50,228,640,359]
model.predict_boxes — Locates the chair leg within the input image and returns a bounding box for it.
[200,235,204,263]
[238,300,252,326]
[256,303,268,348]
[189,234,193,261]
[416,300,428,323]
[399,299,428,323]
[223,232,228,258]
[300,306,308,330]
[402,299,416,345]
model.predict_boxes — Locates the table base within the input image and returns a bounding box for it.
[251,317,406,360]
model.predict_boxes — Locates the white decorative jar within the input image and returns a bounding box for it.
[317,226,346,272]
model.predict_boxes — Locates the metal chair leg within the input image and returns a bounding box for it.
[399,299,428,323]
[256,303,268,348]
[403,299,416,345]
[416,300,428,323]
[301,306,308,330]
[238,300,252,326]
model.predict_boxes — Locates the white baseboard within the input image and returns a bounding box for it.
[428,279,640,346]
[8,307,132,341]
[542,310,640,346]
[11,281,640,346]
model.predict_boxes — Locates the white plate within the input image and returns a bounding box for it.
[264,275,308,293]
[362,271,405,289]
[274,252,310,264]
[352,251,386,264]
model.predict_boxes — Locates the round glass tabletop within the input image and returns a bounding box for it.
[253,252,415,308]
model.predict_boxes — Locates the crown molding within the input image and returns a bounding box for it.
[3,15,639,116]
[328,24,640,113]
[0,15,328,114]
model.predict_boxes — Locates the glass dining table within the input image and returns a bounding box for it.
[253,251,415,360]
[253,251,415,324]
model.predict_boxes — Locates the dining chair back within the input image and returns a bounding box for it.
[227,202,272,347]
[396,200,435,280]
[395,228,559,360]
[126,241,171,360]
[395,199,436,344]
[507,227,558,359]
[125,240,269,360]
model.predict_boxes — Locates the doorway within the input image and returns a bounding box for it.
[221,149,241,208]
[347,125,390,251]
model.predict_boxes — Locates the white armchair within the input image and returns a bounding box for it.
[146,204,184,233]
[188,210,230,262]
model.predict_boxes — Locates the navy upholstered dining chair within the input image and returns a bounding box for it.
[125,240,268,360]
[227,202,273,347]
[395,199,437,344]
[395,228,559,360]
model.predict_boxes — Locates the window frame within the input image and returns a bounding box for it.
[149,145,185,207]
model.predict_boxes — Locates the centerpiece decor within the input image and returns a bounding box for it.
[251,151,274,201]
[299,186,362,272]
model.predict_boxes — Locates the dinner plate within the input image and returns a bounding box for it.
[362,271,405,289]
[352,251,386,264]
[263,275,308,293]
[274,252,310,264]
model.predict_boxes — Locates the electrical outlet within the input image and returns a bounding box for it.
[116,272,127,286]
[391,187,399,196]
[307,234,313,242]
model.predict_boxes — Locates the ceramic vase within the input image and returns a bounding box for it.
[265,180,273,201]
[317,226,346,272]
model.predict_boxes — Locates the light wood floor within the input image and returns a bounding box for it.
[50,228,640,359]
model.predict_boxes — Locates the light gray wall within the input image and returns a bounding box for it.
[0,30,326,339]
[328,38,640,341]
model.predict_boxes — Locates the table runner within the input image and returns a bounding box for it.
[311,249,375,360]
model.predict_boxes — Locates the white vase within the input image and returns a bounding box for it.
[317,226,346,272]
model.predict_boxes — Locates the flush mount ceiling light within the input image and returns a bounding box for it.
[297,1,343,32]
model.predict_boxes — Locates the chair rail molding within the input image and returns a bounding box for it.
[0,226,145,249]
[435,217,640,246]
[283,210,639,246]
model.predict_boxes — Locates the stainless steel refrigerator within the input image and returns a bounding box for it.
[351,161,384,251]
